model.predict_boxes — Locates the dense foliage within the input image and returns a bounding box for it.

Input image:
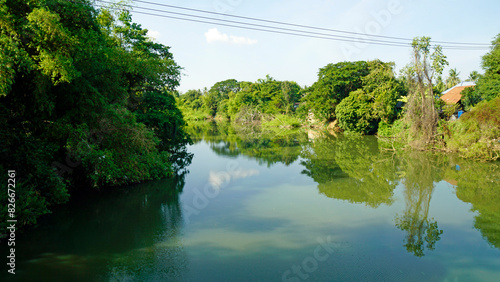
[178,75,302,122]
[179,60,403,134]
[476,34,500,101]
[335,60,403,133]
[303,61,370,121]
[0,0,190,234]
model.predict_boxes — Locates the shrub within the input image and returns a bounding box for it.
[262,114,302,128]
[445,97,500,161]
[335,89,378,134]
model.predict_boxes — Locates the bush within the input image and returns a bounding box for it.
[445,97,500,161]
[335,89,378,134]
[262,114,302,128]
[461,97,500,128]
[461,86,482,111]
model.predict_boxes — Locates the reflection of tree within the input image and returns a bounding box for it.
[18,173,188,280]
[187,121,306,166]
[301,134,398,208]
[395,153,443,257]
[102,173,188,280]
[449,161,500,249]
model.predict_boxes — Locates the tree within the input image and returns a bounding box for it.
[404,37,448,147]
[363,60,404,124]
[434,76,446,93]
[467,70,481,82]
[280,81,302,113]
[0,0,190,233]
[445,68,461,88]
[181,89,203,109]
[460,86,482,110]
[304,61,370,120]
[209,79,241,100]
[335,89,376,134]
[335,60,404,133]
[476,34,500,101]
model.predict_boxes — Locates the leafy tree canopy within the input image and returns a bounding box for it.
[304,61,370,120]
[477,34,500,101]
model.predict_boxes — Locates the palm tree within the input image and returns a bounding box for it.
[467,70,480,82]
[446,68,461,88]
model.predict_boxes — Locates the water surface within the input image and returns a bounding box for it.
[2,123,500,281]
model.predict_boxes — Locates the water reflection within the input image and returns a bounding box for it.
[186,121,305,166]
[4,122,500,281]
[301,134,398,208]
[395,152,444,257]
[8,174,188,281]
[189,122,500,255]
[447,161,500,249]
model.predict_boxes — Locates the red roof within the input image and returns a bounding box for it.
[440,85,474,104]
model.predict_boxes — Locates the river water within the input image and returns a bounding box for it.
[2,123,500,281]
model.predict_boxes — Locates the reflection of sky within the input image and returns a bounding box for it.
[208,168,260,189]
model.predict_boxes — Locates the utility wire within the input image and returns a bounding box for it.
[95,4,415,48]
[98,0,413,47]
[129,0,491,47]
[95,1,491,50]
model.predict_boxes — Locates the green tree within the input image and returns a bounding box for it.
[335,60,403,133]
[280,81,302,114]
[460,86,482,110]
[467,70,481,82]
[434,76,446,93]
[445,68,461,88]
[180,89,203,110]
[335,89,376,134]
[304,61,370,120]
[476,34,500,101]
[0,0,190,233]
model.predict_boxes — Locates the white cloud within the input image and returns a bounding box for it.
[204,28,257,45]
[229,35,258,45]
[147,30,161,41]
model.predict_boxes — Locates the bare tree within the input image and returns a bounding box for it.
[404,37,448,148]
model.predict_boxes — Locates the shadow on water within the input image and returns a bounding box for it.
[3,173,189,281]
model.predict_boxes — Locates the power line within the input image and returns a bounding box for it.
[94,1,491,50]
[129,0,491,47]
[97,0,413,47]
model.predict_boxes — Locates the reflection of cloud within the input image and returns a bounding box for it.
[204,28,257,45]
[208,168,259,189]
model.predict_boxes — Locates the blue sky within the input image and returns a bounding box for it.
[123,0,500,92]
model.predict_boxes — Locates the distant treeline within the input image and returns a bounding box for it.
[179,35,500,159]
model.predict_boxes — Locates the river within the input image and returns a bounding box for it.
[2,122,500,281]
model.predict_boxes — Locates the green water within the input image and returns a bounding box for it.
[3,123,500,281]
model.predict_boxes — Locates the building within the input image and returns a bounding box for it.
[440,81,476,105]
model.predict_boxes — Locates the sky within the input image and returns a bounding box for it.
[120,0,500,92]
